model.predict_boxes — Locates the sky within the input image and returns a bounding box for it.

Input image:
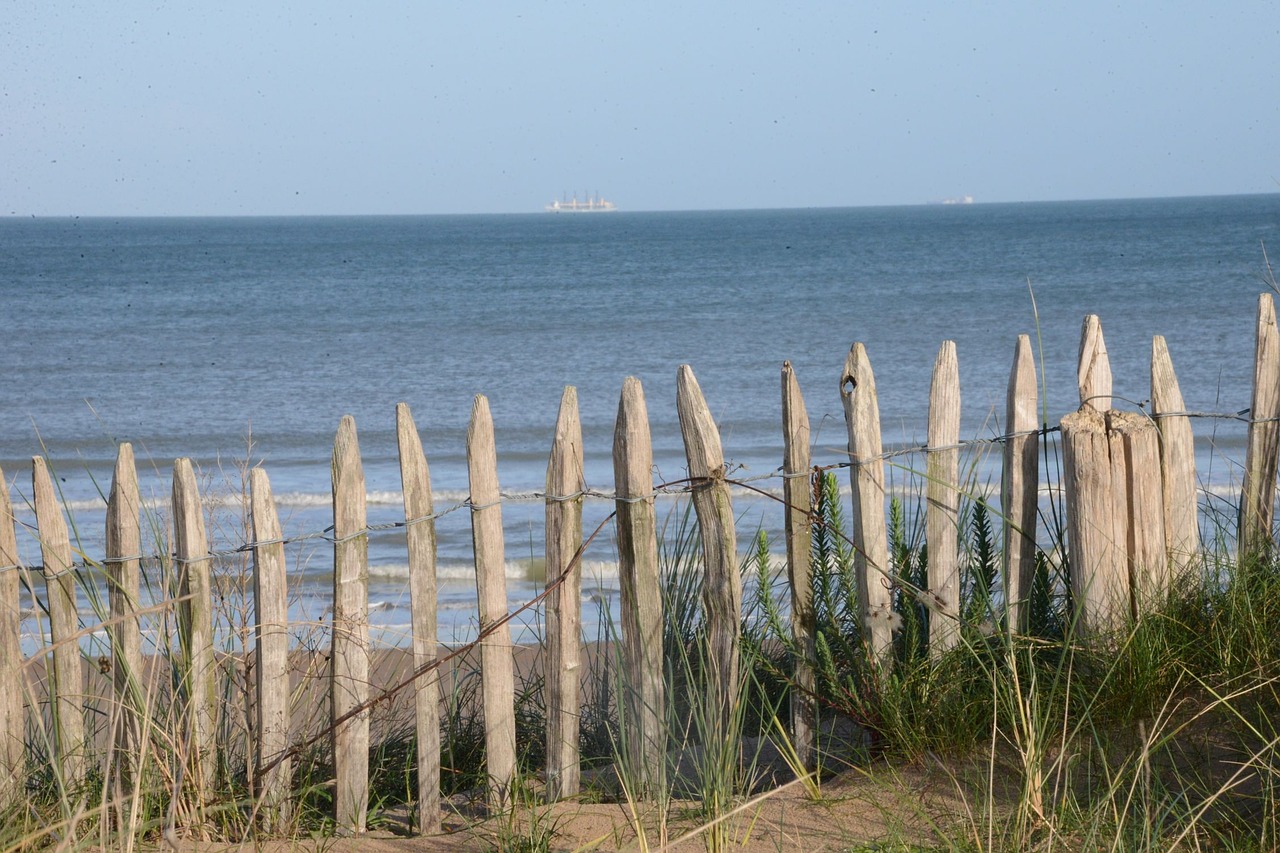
[2,2,1278,216]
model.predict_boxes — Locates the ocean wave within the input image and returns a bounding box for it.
[370,558,622,583]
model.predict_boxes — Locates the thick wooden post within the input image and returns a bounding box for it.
[1240,294,1280,556]
[1150,336,1199,578]
[840,344,894,665]
[250,468,291,831]
[1078,314,1112,412]
[545,387,584,802]
[926,342,961,656]
[173,458,217,791]
[613,377,665,794]
[0,467,23,804]
[1061,409,1127,633]
[395,403,441,834]
[332,416,370,834]
[1061,409,1166,633]
[33,457,85,788]
[677,365,742,737]
[1002,335,1040,633]
[467,395,516,810]
[105,444,144,789]
[781,362,815,770]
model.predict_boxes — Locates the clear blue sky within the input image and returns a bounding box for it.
[3,2,1277,216]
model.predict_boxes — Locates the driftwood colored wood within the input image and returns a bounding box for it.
[395,403,442,834]
[781,362,815,770]
[840,344,894,665]
[0,468,23,804]
[926,341,961,656]
[677,364,742,738]
[1002,335,1040,634]
[1150,336,1199,577]
[467,395,516,810]
[612,377,665,794]
[545,387,584,801]
[1117,414,1169,611]
[33,456,85,788]
[1061,409,1128,633]
[332,415,370,834]
[173,457,217,791]
[1061,409,1167,632]
[1240,293,1280,556]
[250,467,291,831]
[1078,314,1113,411]
[106,444,144,789]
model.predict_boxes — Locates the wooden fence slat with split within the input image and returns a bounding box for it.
[332,415,370,834]
[173,457,217,790]
[613,376,665,795]
[250,467,291,831]
[545,386,584,801]
[841,344,894,665]
[395,402,442,833]
[33,456,86,789]
[0,467,22,805]
[1003,335,1039,633]
[468,395,516,810]
[1061,409,1128,632]
[781,362,815,771]
[1061,408,1168,632]
[926,341,961,656]
[677,364,742,738]
[105,443,144,788]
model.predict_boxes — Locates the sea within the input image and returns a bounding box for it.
[3,194,1279,653]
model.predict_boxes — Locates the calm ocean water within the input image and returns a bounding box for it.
[3,195,1278,649]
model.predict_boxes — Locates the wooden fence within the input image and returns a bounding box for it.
[2,296,1278,836]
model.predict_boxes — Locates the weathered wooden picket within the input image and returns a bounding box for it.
[4,297,1279,836]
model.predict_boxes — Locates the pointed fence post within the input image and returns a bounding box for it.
[613,377,665,795]
[840,344,894,665]
[1079,314,1112,412]
[395,403,441,834]
[467,395,516,810]
[1002,335,1040,634]
[545,387,584,801]
[781,362,815,771]
[926,342,961,656]
[1150,336,1199,579]
[105,444,144,792]
[33,457,85,789]
[1240,293,1280,557]
[250,467,291,831]
[332,415,370,834]
[0,468,24,805]
[677,365,743,740]
[173,458,217,792]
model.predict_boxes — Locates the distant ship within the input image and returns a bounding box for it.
[930,195,975,205]
[545,192,618,213]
